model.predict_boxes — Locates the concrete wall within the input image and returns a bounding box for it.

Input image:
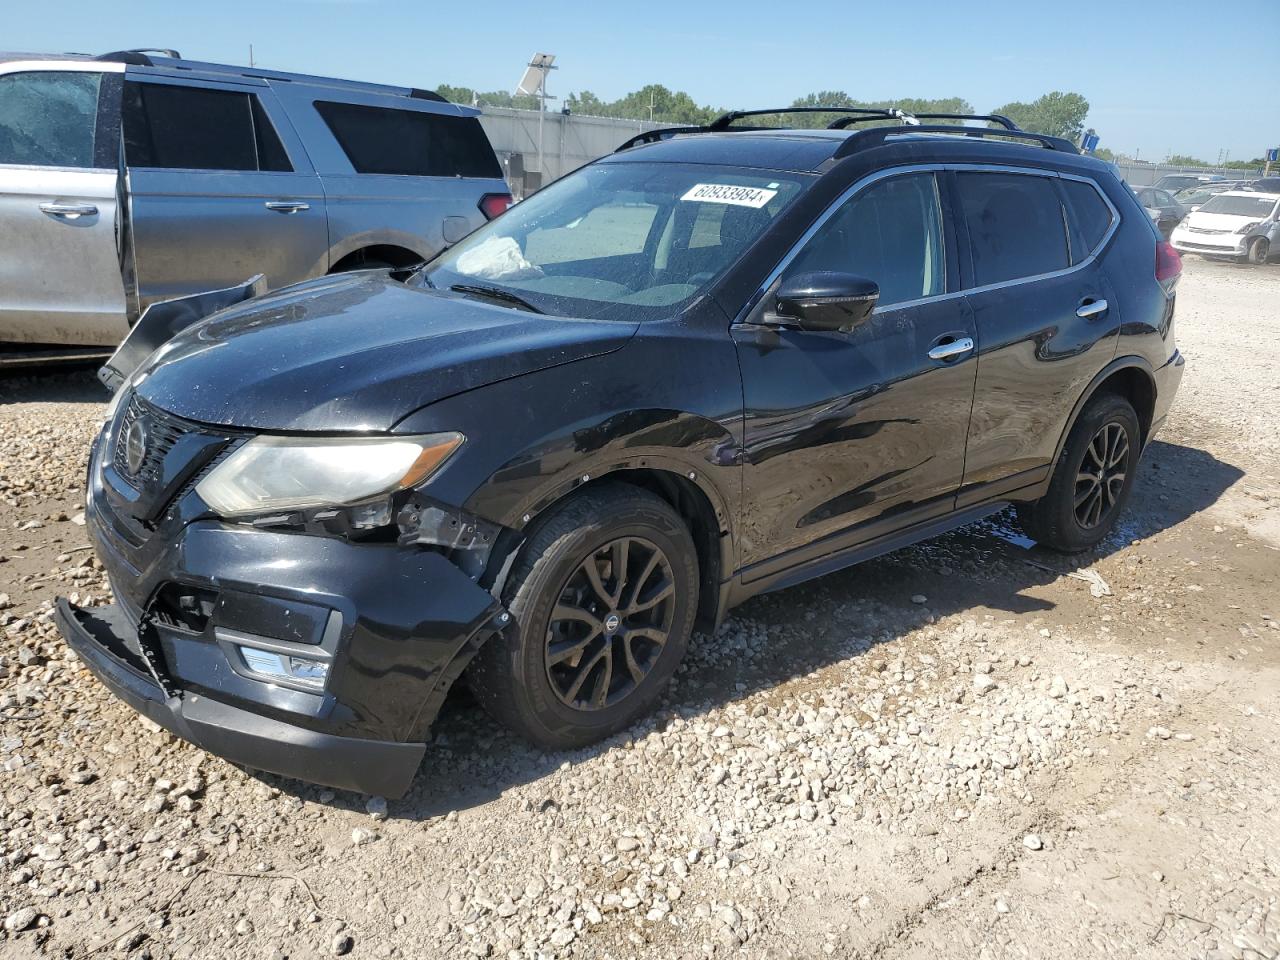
[477,107,1267,195]
[477,108,670,196]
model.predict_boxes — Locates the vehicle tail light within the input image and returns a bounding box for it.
[478,193,513,220]
[1156,240,1182,293]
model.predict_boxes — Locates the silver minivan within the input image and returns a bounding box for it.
[0,49,511,347]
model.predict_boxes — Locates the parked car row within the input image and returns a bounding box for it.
[0,48,511,349]
[1170,190,1280,264]
[1127,176,1279,262]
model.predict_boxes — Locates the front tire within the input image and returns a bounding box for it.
[467,484,698,750]
[1016,393,1141,553]
[1244,237,1269,265]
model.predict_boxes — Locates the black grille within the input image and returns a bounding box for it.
[112,393,191,490]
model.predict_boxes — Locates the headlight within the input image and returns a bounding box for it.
[196,433,463,518]
[1236,221,1261,234]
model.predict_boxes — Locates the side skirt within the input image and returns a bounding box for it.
[723,500,1011,610]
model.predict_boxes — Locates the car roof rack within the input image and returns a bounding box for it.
[826,111,1014,130]
[95,48,181,66]
[615,105,1079,156]
[832,124,1079,157]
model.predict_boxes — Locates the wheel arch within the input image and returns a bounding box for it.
[1052,356,1158,467]
[328,244,426,272]
[482,460,734,635]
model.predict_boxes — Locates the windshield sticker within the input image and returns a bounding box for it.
[681,183,778,208]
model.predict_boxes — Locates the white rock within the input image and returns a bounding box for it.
[3,907,39,932]
[549,927,575,947]
[973,675,997,696]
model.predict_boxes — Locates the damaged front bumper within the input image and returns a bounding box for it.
[56,437,508,798]
[57,599,432,797]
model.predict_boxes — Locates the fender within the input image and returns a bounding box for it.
[1048,354,1157,469]
[501,446,735,537]
[325,227,437,270]
[449,406,743,628]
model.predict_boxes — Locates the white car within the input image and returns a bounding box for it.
[1170,191,1280,264]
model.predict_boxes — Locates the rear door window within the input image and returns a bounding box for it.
[314,101,501,179]
[0,71,104,168]
[1059,178,1115,262]
[956,172,1070,286]
[122,81,292,172]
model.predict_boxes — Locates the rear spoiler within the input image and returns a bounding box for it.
[99,274,267,393]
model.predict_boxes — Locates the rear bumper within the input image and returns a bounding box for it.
[57,598,428,797]
[1149,347,1185,445]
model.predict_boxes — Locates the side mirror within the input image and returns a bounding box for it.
[775,271,879,332]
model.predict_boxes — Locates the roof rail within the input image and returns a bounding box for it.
[614,107,906,152]
[832,124,1079,158]
[615,126,707,152]
[612,105,1079,157]
[95,48,180,66]
[827,111,1018,130]
[708,106,903,130]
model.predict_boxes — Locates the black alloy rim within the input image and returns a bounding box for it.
[1075,421,1129,529]
[544,536,676,711]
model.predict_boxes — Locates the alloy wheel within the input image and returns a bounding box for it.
[1074,421,1129,529]
[544,537,676,711]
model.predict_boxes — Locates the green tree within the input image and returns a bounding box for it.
[991,92,1089,140]
[785,92,975,129]
[564,90,609,115]
[1224,157,1265,170]
[1166,154,1209,167]
[563,85,722,124]
[435,84,538,110]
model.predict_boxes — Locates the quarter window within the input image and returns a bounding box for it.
[957,172,1070,286]
[0,71,103,168]
[786,173,946,307]
[122,81,292,172]
[314,101,502,179]
[1059,178,1114,261]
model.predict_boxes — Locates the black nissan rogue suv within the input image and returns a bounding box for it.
[57,107,1184,798]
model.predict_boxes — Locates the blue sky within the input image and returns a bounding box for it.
[8,0,1278,161]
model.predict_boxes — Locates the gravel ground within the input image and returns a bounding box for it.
[0,256,1277,960]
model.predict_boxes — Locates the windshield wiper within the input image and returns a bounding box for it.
[449,283,543,314]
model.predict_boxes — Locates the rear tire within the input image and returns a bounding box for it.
[467,484,698,750]
[1016,393,1141,553]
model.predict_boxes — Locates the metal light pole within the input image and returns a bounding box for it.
[515,54,557,187]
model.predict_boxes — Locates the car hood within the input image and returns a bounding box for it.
[1183,212,1259,231]
[132,273,637,431]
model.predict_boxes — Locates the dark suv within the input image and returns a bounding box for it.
[57,108,1184,798]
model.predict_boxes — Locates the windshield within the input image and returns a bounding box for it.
[1174,187,1222,204]
[422,162,807,321]
[1198,195,1278,218]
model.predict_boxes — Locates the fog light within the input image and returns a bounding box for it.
[237,646,329,689]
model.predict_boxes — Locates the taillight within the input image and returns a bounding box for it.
[478,193,513,220]
[1156,240,1182,293]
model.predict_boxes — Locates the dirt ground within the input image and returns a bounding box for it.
[0,255,1276,960]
